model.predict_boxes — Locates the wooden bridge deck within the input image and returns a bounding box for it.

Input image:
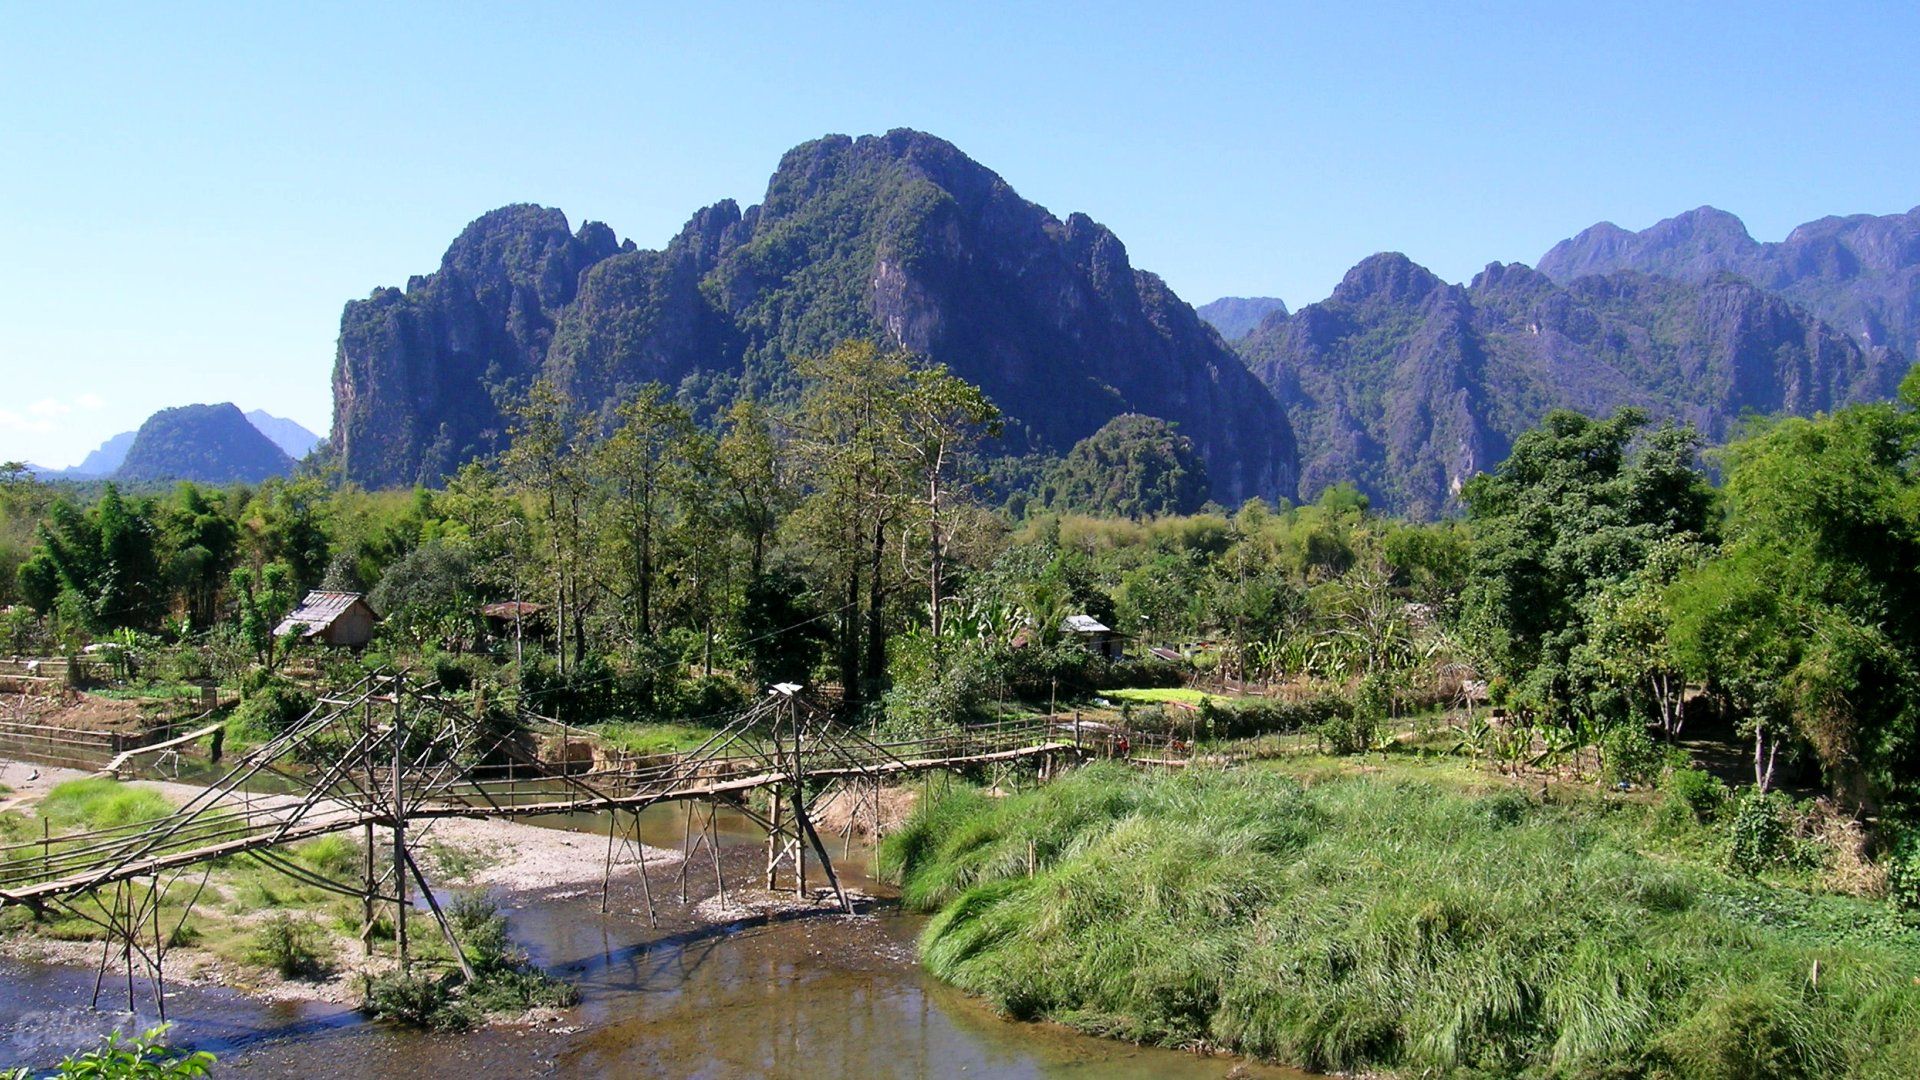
[0,733,1083,905]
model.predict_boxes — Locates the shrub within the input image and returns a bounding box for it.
[363,970,469,1032]
[1660,767,1730,828]
[1092,656,1187,691]
[1887,829,1920,911]
[1601,724,1664,787]
[230,682,315,744]
[22,1023,215,1079]
[1319,709,1378,755]
[1726,788,1792,875]
[247,913,328,979]
[1195,694,1351,740]
[362,896,577,1031]
[430,652,473,693]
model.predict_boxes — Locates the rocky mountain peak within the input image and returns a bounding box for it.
[1331,253,1445,307]
[332,131,1296,502]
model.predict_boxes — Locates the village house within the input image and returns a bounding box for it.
[274,591,378,649]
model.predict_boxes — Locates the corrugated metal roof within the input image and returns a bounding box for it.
[274,591,370,637]
[1062,614,1110,634]
[480,601,545,619]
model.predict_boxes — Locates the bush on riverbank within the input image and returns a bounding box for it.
[880,764,1920,1077]
[360,896,577,1032]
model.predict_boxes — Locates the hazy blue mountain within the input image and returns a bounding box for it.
[1539,205,1920,360]
[1240,253,1902,517]
[244,410,324,459]
[332,130,1296,503]
[1196,296,1288,341]
[116,403,296,484]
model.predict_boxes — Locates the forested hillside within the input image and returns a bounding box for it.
[115,403,296,485]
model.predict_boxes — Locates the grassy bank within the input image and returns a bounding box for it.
[880,764,1920,1078]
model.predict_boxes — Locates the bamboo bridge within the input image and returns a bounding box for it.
[0,672,1130,1015]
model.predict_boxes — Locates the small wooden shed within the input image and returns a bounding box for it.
[274,591,378,648]
[1063,614,1124,660]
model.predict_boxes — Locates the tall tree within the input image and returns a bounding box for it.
[499,379,594,671]
[17,486,164,631]
[716,397,789,581]
[893,361,999,641]
[593,384,697,643]
[159,483,240,630]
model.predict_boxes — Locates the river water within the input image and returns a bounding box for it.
[2,805,1302,1079]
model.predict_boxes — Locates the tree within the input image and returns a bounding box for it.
[789,341,916,707]
[244,477,332,590]
[592,384,698,642]
[715,396,789,581]
[893,360,999,640]
[159,483,240,629]
[1459,410,1710,727]
[1576,536,1703,740]
[16,486,165,632]
[231,561,296,669]
[369,539,480,649]
[499,379,593,672]
[1668,392,1920,807]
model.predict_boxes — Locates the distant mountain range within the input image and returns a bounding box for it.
[1196,297,1288,341]
[1539,205,1920,362]
[321,132,1917,518]
[243,411,325,459]
[28,409,320,482]
[1232,203,1920,515]
[1236,254,1899,517]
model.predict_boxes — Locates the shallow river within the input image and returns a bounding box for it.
[2,805,1302,1079]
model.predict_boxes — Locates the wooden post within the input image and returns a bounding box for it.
[392,684,408,972]
[633,811,658,928]
[707,804,726,907]
[764,790,782,890]
[400,846,475,984]
[679,801,695,903]
[122,883,136,1014]
[150,872,166,1022]
[601,810,617,914]
[362,694,375,956]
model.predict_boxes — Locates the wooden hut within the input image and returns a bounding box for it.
[274,591,378,649]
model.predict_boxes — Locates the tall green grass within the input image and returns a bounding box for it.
[882,765,1920,1077]
[35,778,174,830]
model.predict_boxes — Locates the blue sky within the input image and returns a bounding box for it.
[3,2,1916,467]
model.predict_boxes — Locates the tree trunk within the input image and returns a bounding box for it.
[864,520,887,700]
[839,535,862,711]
